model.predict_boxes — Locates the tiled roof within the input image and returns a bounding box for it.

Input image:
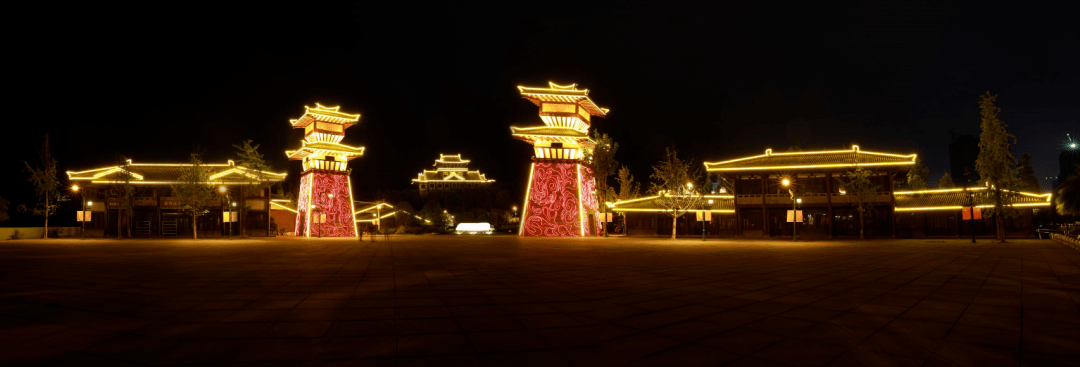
[895,188,1051,210]
[705,146,916,172]
[611,195,735,212]
[68,161,286,185]
[414,171,492,182]
[518,82,609,117]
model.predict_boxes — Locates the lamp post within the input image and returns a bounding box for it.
[219,187,227,239]
[704,199,713,241]
[73,186,84,240]
[783,178,797,242]
[230,202,236,240]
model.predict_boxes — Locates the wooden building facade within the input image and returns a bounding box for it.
[67,160,286,237]
[610,146,1051,239]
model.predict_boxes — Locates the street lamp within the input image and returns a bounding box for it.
[73,186,85,240]
[229,202,236,240]
[703,199,713,241]
[783,178,797,242]
[219,187,229,239]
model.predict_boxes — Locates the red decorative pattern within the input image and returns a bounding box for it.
[295,173,312,235]
[522,163,581,236]
[578,165,602,236]
[295,171,356,237]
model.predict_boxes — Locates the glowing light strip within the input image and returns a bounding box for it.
[577,164,585,237]
[347,176,359,238]
[305,174,314,237]
[616,208,735,213]
[894,188,1051,201]
[411,179,494,183]
[611,194,734,207]
[270,202,298,213]
[91,167,144,180]
[895,202,1051,211]
[436,154,471,163]
[88,180,275,185]
[703,145,916,167]
[353,203,394,215]
[707,161,915,171]
[355,211,396,222]
[519,162,535,236]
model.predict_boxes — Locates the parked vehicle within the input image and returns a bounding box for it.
[455,223,493,235]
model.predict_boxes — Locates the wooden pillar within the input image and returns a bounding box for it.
[156,187,162,237]
[761,175,768,237]
[955,209,962,237]
[266,185,272,237]
[826,173,833,238]
[888,173,896,238]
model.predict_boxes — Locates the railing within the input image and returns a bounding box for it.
[162,221,178,236]
[1052,233,1080,251]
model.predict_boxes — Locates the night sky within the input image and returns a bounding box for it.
[4,3,1078,226]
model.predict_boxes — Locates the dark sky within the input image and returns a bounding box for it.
[4,2,1078,226]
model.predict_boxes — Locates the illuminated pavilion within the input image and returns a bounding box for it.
[286,103,364,238]
[512,82,609,237]
[411,154,495,195]
[610,146,1052,238]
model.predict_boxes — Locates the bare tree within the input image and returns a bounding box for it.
[18,135,67,238]
[171,150,214,240]
[649,148,703,239]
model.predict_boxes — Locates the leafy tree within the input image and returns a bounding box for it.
[907,155,929,190]
[0,196,10,223]
[837,168,880,240]
[1055,164,1080,217]
[18,135,67,238]
[975,91,1020,242]
[938,172,955,189]
[171,151,215,240]
[419,200,444,228]
[1017,153,1041,193]
[234,140,273,237]
[649,148,703,239]
[110,156,135,239]
[584,131,619,222]
[394,201,416,226]
[616,165,641,201]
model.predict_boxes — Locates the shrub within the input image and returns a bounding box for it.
[9,229,20,240]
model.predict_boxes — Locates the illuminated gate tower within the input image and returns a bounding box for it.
[512,82,609,237]
[286,104,364,238]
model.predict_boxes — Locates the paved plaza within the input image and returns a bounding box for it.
[0,235,1078,366]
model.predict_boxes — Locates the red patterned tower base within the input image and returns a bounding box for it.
[295,171,357,237]
[286,104,365,238]
[512,83,609,237]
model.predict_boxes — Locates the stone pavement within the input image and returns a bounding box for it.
[0,236,1077,366]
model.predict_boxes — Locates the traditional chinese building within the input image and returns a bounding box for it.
[286,103,365,238]
[512,82,609,237]
[411,154,494,195]
[66,160,286,237]
[610,146,1051,238]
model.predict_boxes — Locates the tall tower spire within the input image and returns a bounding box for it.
[511,82,609,237]
[286,103,364,238]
